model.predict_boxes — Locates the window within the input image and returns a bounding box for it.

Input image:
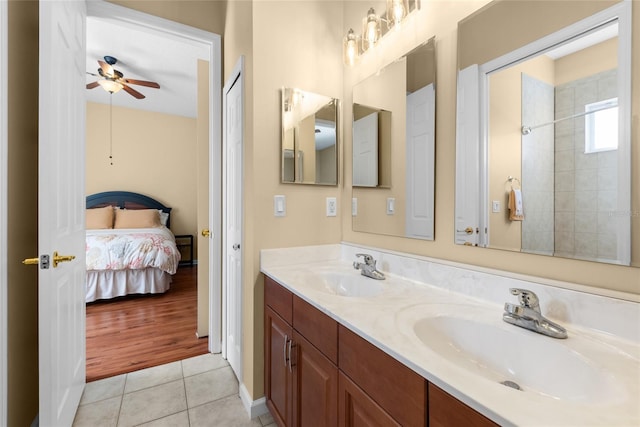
[585,97,618,153]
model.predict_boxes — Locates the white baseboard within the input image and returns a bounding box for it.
[239,383,269,419]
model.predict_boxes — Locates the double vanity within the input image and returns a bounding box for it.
[261,243,640,426]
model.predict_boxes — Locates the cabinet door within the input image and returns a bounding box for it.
[429,383,499,427]
[292,330,338,427]
[265,306,293,426]
[338,372,400,427]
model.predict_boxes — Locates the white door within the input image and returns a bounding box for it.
[405,84,435,240]
[38,1,87,425]
[455,65,480,246]
[222,58,243,380]
[353,112,378,187]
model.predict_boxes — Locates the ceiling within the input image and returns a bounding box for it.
[85,15,209,119]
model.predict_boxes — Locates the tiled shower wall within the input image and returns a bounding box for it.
[553,69,618,262]
[521,74,555,255]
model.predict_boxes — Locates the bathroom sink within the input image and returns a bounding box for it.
[314,271,384,297]
[411,311,629,404]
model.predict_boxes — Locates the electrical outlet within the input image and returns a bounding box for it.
[274,195,286,217]
[352,198,358,216]
[326,197,337,217]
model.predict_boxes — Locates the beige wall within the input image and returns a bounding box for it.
[85,102,198,246]
[247,0,345,399]
[7,2,39,425]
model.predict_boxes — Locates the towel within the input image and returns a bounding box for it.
[508,189,524,221]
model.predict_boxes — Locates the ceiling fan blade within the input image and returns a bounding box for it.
[122,84,145,99]
[86,81,100,89]
[98,60,114,78]
[124,78,160,89]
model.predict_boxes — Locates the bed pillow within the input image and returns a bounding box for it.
[114,208,161,229]
[157,210,170,227]
[86,206,114,229]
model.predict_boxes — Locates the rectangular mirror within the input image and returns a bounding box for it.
[352,37,436,240]
[281,88,339,185]
[455,1,634,266]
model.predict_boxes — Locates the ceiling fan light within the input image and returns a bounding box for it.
[98,79,123,94]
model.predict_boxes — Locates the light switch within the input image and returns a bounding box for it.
[274,195,286,217]
[352,198,358,216]
[386,198,395,215]
[492,200,500,213]
[326,197,337,217]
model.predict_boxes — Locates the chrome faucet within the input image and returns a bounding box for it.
[503,288,567,339]
[353,253,385,280]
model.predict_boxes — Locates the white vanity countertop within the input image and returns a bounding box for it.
[260,244,640,427]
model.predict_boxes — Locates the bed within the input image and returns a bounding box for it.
[85,191,182,303]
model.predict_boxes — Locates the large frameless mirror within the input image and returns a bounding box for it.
[281,88,339,185]
[352,37,436,240]
[455,1,634,266]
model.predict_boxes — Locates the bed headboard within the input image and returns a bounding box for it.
[86,191,173,228]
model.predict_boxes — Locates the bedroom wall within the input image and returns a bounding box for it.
[85,102,199,256]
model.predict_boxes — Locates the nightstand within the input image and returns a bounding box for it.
[175,234,194,266]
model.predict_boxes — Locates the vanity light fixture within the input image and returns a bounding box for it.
[343,0,418,66]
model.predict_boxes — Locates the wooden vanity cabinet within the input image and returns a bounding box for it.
[264,276,339,427]
[265,275,498,427]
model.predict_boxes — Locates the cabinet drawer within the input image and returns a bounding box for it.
[265,275,293,324]
[428,383,499,427]
[293,295,338,364]
[339,325,426,426]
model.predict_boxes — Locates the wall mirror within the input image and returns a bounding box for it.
[352,37,436,240]
[455,1,634,266]
[281,88,339,185]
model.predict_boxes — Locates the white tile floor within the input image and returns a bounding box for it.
[74,354,275,427]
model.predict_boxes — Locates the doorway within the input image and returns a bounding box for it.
[85,0,222,367]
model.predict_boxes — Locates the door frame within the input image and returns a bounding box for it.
[0,0,8,424]
[86,1,223,352]
[222,56,244,376]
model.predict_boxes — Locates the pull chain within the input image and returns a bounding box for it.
[109,93,114,166]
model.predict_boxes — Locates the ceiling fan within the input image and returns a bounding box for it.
[86,55,160,99]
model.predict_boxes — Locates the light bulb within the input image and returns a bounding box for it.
[343,28,358,66]
[362,8,380,52]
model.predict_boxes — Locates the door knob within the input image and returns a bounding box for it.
[52,251,76,268]
[201,228,211,238]
[456,227,474,235]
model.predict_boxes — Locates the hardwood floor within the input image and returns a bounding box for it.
[86,265,209,382]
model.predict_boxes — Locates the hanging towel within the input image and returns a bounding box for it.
[508,189,524,221]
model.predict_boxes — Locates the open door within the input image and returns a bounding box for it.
[222,57,244,380]
[36,1,87,425]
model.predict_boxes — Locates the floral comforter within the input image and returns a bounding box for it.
[86,227,181,274]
